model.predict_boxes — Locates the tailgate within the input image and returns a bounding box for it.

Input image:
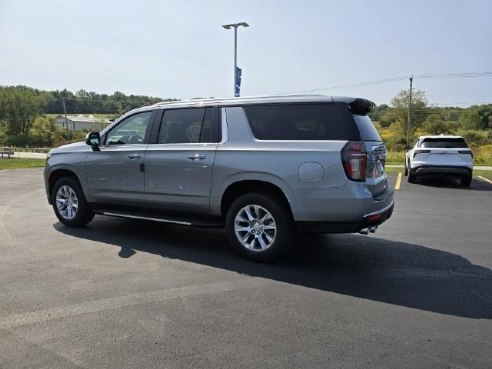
[414,148,473,165]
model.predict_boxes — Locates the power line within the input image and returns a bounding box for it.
[273,76,408,96]
[273,71,492,97]
[431,102,492,106]
[415,72,492,79]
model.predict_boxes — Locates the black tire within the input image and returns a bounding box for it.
[225,191,294,262]
[460,175,472,187]
[407,170,416,184]
[404,161,409,176]
[52,177,94,227]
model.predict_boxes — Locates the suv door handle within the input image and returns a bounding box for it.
[188,154,206,160]
[126,153,142,159]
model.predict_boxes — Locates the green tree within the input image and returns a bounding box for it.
[458,109,481,130]
[369,104,389,123]
[389,89,428,144]
[454,105,492,130]
[30,116,57,147]
[0,86,45,136]
[422,114,455,135]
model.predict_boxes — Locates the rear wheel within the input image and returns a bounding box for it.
[407,170,416,184]
[52,177,94,227]
[225,192,294,262]
[460,175,472,187]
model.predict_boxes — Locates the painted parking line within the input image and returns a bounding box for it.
[477,176,492,185]
[394,172,402,190]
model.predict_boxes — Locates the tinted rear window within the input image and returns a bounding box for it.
[353,115,381,141]
[243,104,348,140]
[421,138,468,148]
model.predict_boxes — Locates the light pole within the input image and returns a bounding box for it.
[406,75,413,149]
[222,22,249,97]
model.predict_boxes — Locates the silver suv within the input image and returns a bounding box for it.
[44,95,394,261]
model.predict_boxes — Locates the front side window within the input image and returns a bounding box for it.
[243,104,348,140]
[105,111,153,145]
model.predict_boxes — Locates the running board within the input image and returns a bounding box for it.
[94,210,223,228]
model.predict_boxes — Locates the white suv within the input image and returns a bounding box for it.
[405,135,473,186]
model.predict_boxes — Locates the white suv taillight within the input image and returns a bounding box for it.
[342,141,367,181]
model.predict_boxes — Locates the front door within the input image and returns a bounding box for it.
[85,110,155,205]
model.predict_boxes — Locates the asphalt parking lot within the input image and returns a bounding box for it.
[1,168,491,369]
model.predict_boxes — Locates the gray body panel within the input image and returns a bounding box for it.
[85,144,147,204]
[144,143,217,213]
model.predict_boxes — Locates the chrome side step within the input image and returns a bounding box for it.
[101,212,192,226]
[95,210,223,228]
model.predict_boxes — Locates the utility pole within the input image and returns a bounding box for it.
[62,98,69,132]
[406,75,414,149]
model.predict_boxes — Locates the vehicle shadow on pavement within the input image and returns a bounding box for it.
[54,219,492,320]
[412,176,492,191]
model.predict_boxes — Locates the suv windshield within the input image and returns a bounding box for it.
[421,138,468,148]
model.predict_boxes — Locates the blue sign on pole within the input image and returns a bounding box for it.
[235,67,242,97]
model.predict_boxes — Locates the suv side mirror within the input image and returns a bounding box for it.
[85,132,101,151]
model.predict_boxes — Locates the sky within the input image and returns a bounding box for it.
[1,0,491,107]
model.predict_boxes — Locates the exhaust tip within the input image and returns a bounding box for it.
[359,226,378,235]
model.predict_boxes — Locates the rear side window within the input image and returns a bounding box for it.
[421,138,468,148]
[243,104,348,140]
[353,115,381,141]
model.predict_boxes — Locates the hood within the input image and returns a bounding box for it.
[49,141,90,155]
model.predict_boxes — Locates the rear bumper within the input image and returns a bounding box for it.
[296,201,394,233]
[412,165,472,177]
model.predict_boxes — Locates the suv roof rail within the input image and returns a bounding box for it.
[151,95,378,109]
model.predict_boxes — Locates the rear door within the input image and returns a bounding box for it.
[144,107,220,214]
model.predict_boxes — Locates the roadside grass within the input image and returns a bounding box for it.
[384,166,491,179]
[0,158,45,170]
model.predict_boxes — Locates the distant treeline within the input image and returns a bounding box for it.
[0,85,178,147]
[1,85,178,116]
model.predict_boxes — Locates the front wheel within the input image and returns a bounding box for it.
[407,170,416,184]
[460,175,472,187]
[225,192,294,262]
[52,177,94,227]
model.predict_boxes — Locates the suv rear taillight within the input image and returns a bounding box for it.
[413,149,431,157]
[458,150,473,158]
[342,141,367,181]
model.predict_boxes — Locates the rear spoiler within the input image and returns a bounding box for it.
[347,98,376,116]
